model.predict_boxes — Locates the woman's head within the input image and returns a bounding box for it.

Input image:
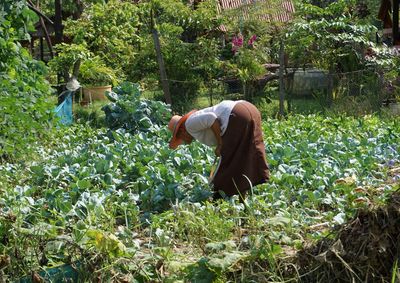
[168,110,196,149]
[168,115,181,133]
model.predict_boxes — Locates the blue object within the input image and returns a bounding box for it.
[55,90,73,125]
[17,262,81,282]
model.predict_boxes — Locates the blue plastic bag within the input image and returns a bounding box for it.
[54,90,73,125]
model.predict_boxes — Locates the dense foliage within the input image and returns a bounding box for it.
[132,0,224,104]
[285,0,393,72]
[0,0,54,161]
[281,0,400,110]
[59,0,277,105]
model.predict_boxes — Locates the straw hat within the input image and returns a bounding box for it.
[168,110,196,149]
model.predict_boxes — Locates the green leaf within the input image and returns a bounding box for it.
[77,179,91,189]
[206,251,248,272]
[268,216,291,227]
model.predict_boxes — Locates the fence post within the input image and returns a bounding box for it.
[151,10,172,105]
[278,40,285,117]
[209,81,214,106]
[327,72,334,107]
[286,70,295,113]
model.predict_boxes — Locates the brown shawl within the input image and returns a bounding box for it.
[211,101,270,197]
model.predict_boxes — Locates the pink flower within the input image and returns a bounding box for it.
[232,35,244,47]
[231,35,244,54]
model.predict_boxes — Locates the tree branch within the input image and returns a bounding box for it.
[26,1,54,25]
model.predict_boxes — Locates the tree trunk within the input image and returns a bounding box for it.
[152,29,172,105]
[393,0,399,45]
[54,0,63,45]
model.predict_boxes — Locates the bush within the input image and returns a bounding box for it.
[0,0,54,161]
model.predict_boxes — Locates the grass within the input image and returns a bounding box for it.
[73,100,108,128]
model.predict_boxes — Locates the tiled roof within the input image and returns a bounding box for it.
[217,0,295,23]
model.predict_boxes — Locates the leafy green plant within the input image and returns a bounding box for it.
[231,48,266,100]
[102,82,171,133]
[48,44,118,87]
[151,201,235,247]
[130,0,223,107]
[284,0,379,72]
[79,57,118,87]
[74,100,107,128]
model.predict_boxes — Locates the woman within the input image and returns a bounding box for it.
[168,100,269,199]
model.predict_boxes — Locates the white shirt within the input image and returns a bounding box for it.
[185,100,242,146]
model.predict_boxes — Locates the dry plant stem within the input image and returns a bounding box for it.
[331,250,361,282]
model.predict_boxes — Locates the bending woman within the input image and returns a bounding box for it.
[168,100,269,198]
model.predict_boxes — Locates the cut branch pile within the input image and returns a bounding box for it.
[297,191,400,283]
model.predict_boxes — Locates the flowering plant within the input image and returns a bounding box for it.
[231,34,257,54]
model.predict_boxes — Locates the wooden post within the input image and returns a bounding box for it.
[54,0,63,45]
[38,15,54,59]
[54,0,66,103]
[30,38,34,55]
[151,10,172,105]
[393,0,399,45]
[278,40,285,117]
[40,36,44,61]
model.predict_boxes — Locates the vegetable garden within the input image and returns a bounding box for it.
[1,82,399,281]
[1,0,400,282]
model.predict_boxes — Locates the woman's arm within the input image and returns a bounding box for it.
[211,119,222,156]
[185,112,222,153]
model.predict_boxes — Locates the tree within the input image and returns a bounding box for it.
[283,0,398,109]
[64,0,141,80]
